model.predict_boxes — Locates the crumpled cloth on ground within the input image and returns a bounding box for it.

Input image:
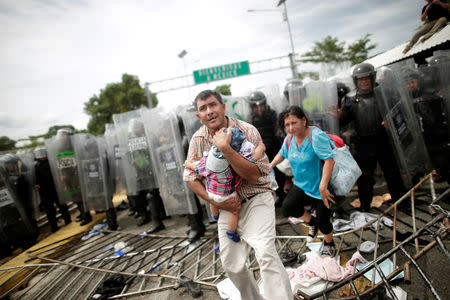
[288,251,367,285]
[333,211,393,232]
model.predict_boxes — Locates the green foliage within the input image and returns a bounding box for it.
[300,36,346,63]
[298,72,319,81]
[0,136,16,151]
[345,34,377,65]
[300,34,377,65]
[214,84,232,96]
[84,74,157,135]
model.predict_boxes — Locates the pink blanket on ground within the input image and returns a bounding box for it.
[288,251,367,283]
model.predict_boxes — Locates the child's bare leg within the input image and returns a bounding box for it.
[210,203,219,220]
[226,209,240,242]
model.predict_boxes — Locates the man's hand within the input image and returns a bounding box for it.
[213,193,241,214]
[212,127,232,153]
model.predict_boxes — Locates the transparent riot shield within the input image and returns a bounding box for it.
[177,104,202,142]
[299,81,339,134]
[112,109,157,196]
[73,134,112,211]
[375,67,432,187]
[431,54,450,144]
[222,96,252,122]
[104,123,126,194]
[0,155,37,247]
[287,81,306,107]
[258,84,287,115]
[141,107,197,216]
[45,134,82,204]
[16,151,40,220]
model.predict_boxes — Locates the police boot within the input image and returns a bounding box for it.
[58,203,72,225]
[79,202,92,226]
[75,201,83,222]
[187,213,205,243]
[106,208,118,231]
[145,192,164,234]
[135,194,150,226]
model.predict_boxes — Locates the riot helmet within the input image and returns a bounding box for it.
[336,82,349,100]
[248,91,267,106]
[352,63,376,95]
[402,68,422,97]
[128,118,145,137]
[428,50,450,65]
[56,128,74,139]
[33,147,47,160]
[0,154,21,176]
[283,79,303,100]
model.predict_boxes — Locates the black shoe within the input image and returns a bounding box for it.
[117,201,129,211]
[187,229,205,243]
[145,222,165,234]
[80,218,92,226]
[51,226,59,233]
[137,216,150,226]
[75,215,82,222]
[128,210,136,217]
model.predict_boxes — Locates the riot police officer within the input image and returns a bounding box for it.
[338,63,406,212]
[248,90,285,205]
[34,147,72,232]
[127,118,165,232]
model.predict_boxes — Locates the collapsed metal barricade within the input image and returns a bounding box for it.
[0,172,448,299]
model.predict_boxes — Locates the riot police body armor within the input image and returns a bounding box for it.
[340,63,406,211]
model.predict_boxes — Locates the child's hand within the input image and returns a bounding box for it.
[184,160,195,170]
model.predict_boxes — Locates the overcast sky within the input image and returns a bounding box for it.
[0,0,425,141]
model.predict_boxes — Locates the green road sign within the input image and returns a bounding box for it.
[193,61,250,84]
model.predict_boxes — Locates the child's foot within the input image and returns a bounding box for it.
[211,214,219,221]
[226,230,240,242]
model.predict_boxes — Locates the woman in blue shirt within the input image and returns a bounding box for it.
[270,106,336,256]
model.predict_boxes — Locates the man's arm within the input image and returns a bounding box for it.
[213,128,261,184]
[433,0,450,10]
[421,2,433,21]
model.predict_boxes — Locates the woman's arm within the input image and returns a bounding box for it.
[269,153,285,169]
[319,158,335,208]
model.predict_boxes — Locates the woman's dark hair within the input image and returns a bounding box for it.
[277,105,309,133]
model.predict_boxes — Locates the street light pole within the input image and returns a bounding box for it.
[278,0,298,79]
[248,0,298,79]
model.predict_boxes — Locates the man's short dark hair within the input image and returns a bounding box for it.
[193,90,223,110]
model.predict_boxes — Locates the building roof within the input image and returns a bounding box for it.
[365,24,450,68]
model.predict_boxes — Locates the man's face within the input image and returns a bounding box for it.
[357,76,373,94]
[406,78,419,92]
[196,95,226,133]
[252,103,266,116]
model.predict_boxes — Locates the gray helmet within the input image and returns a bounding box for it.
[33,147,47,159]
[248,90,267,107]
[56,128,74,139]
[336,82,349,99]
[429,50,450,65]
[352,63,376,92]
[283,79,303,100]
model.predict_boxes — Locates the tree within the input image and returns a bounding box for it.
[300,34,377,65]
[345,34,377,65]
[214,84,231,96]
[0,136,16,151]
[300,35,346,63]
[84,74,157,135]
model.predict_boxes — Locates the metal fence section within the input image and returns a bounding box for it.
[0,172,448,299]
